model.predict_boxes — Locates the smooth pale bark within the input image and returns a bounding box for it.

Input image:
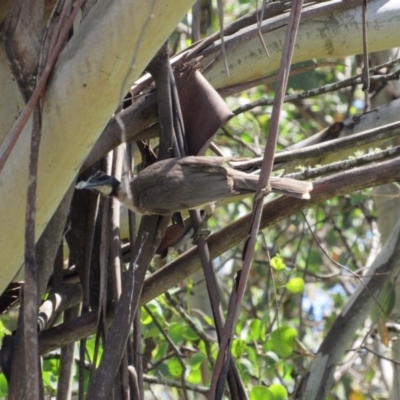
[369,50,400,397]
[111,0,400,162]
[201,0,400,89]
[0,0,195,294]
[1,0,400,294]
[0,50,24,143]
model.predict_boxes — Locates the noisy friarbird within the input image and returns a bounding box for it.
[76,156,313,215]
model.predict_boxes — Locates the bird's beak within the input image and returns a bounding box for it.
[75,172,115,196]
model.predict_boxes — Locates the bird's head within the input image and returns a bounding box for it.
[75,171,121,197]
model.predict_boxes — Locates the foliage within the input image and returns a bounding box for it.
[0,0,398,399]
[130,47,381,398]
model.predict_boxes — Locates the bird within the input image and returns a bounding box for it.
[76,156,313,215]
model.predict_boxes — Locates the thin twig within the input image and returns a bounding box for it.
[231,120,400,173]
[361,0,370,111]
[79,190,100,400]
[24,1,76,397]
[219,60,340,97]
[86,3,161,398]
[287,144,400,181]
[302,211,387,316]
[23,106,42,400]
[0,0,85,175]
[143,374,209,395]
[57,304,80,400]
[217,0,229,77]
[256,0,270,58]
[144,305,189,400]
[208,1,304,399]
[164,293,215,367]
[132,313,143,399]
[188,210,247,399]
[232,69,400,116]
[359,346,400,366]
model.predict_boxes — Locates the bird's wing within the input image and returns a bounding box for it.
[175,156,229,170]
[174,156,250,169]
[132,158,237,214]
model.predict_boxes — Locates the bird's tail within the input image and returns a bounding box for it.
[234,174,313,200]
[270,177,313,199]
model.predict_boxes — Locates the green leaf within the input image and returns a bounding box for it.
[250,386,273,400]
[249,319,262,341]
[168,323,183,345]
[241,132,253,143]
[167,358,183,377]
[0,321,7,340]
[187,367,202,384]
[269,384,288,400]
[42,367,58,393]
[189,353,206,370]
[84,338,103,366]
[183,316,202,340]
[186,279,194,294]
[203,315,214,326]
[198,340,206,356]
[211,342,219,360]
[232,339,247,358]
[261,349,280,364]
[154,341,168,361]
[271,254,286,271]
[350,193,366,206]
[238,358,254,380]
[270,326,298,358]
[247,346,258,365]
[142,325,160,339]
[183,326,199,341]
[0,374,8,397]
[140,308,152,325]
[141,302,162,325]
[285,277,305,294]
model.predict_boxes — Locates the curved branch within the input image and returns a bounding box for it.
[39,155,400,354]
[85,0,400,169]
[0,0,194,295]
[201,0,400,89]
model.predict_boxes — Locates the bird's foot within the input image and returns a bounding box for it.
[191,210,213,243]
[255,186,271,201]
[191,227,211,244]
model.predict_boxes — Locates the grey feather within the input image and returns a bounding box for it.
[77,156,313,215]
